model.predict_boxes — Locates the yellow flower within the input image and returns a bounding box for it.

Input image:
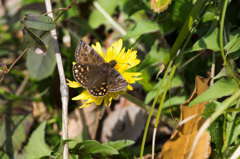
[67,39,142,108]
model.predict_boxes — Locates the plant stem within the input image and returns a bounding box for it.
[139,60,174,159]
[121,93,177,128]
[45,0,69,158]
[219,0,239,83]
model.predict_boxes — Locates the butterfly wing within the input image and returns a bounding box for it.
[107,68,128,92]
[75,40,105,65]
[73,63,102,87]
[87,73,109,97]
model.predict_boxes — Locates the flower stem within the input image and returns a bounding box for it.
[121,93,176,128]
[219,0,239,83]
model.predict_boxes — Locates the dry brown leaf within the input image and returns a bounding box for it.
[68,103,104,139]
[101,106,147,142]
[32,101,50,122]
[101,97,147,142]
[159,76,211,159]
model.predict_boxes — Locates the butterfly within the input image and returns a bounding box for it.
[73,40,128,97]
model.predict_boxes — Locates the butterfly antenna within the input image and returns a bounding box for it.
[117,63,131,67]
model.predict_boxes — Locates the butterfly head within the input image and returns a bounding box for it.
[109,60,117,68]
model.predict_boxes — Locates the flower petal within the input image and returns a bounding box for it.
[67,79,81,88]
[112,39,123,55]
[92,42,104,57]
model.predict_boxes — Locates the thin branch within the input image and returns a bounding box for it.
[0,47,29,84]
[93,1,148,52]
[230,141,240,159]
[93,1,128,37]
[15,73,29,96]
[45,0,69,159]
[55,0,77,21]
[210,51,215,86]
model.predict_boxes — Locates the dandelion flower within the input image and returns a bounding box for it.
[67,39,142,108]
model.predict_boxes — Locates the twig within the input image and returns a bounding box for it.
[45,0,69,158]
[93,1,128,37]
[55,1,76,21]
[93,1,147,53]
[0,47,29,84]
[15,73,29,96]
[230,144,240,159]
[210,51,215,86]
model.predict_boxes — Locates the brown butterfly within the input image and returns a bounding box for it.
[73,40,128,97]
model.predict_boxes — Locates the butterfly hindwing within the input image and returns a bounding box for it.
[87,73,108,97]
[108,68,128,92]
[73,63,102,87]
[75,40,105,65]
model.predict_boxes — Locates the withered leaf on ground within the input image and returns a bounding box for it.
[68,102,103,140]
[159,76,211,159]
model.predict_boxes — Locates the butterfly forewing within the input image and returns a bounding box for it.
[88,73,108,96]
[75,40,105,65]
[74,40,128,97]
[108,68,128,92]
[73,63,102,87]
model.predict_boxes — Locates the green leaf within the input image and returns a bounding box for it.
[88,0,118,29]
[21,23,47,54]
[137,41,168,71]
[224,34,240,53]
[24,12,56,31]
[145,75,183,104]
[186,28,220,53]
[202,101,223,154]
[128,2,148,17]
[214,67,230,80]
[0,150,9,159]
[104,140,135,151]
[23,121,50,159]
[68,125,90,149]
[70,140,119,156]
[70,140,100,152]
[163,95,187,109]
[171,0,192,27]
[202,11,215,23]
[123,20,159,40]
[222,101,240,153]
[224,34,240,59]
[137,69,154,91]
[26,33,56,80]
[50,139,73,159]
[189,78,238,107]
[84,144,118,155]
[0,101,33,154]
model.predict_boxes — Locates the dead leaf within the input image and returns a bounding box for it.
[101,104,147,142]
[158,76,211,159]
[68,102,104,139]
[32,101,50,122]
